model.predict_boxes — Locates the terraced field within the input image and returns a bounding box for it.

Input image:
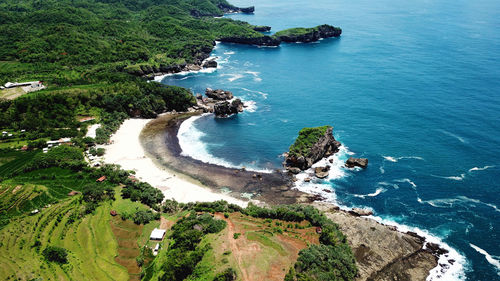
[0,167,113,228]
[0,169,157,281]
[0,150,37,178]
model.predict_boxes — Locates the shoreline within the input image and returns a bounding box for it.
[134,112,454,280]
[101,116,248,207]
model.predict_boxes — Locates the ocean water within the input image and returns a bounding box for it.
[158,0,500,279]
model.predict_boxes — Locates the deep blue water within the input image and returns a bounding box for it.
[159,0,500,279]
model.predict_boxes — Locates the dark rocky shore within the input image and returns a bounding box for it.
[139,112,445,280]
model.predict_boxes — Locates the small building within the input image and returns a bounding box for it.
[42,148,49,153]
[31,209,39,215]
[21,145,28,151]
[96,176,107,182]
[150,228,166,241]
[110,210,117,216]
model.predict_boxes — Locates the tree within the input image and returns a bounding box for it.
[42,246,68,264]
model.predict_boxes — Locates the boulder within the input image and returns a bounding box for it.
[314,166,330,179]
[205,88,233,100]
[345,157,368,169]
[202,59,217,68]
[287,167,301,174]
[213,99,244,117]
[349,208,373,217]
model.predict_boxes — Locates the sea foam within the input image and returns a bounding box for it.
[470,244,500,274]
[177,114,272,173]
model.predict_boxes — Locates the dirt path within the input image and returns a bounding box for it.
[215,213,252,281]
[159,217,174,230]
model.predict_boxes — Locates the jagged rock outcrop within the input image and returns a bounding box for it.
[253,26,271,32]
[285,126,341,171]
[202,58,217,68]
[213,99,244,117]
[205,88,233,100]
[345,157,368,168]
[276,24,342,43]
[218,36,281,46]
[314,166,330,179]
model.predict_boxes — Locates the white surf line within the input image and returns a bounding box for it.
[470,244,500,274]
[177,114,273,173]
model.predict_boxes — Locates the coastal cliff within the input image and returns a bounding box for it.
[284,126,341,171]
[218,35,281,46]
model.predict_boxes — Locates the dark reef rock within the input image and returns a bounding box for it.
[314,166,330,179]
[218,35,281,46]
[202,59,217,68]
[205,88,233,100]
[285,127,341,170]
[345,157,368,169]
[426,242,449,256]
[253,26,271,32]
[214,99,244,117]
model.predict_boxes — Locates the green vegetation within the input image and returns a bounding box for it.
[273,24,342,40]
[143,212,227,281]
[288,126,331,157]
[275,27,319,37]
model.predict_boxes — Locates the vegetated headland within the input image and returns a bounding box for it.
[0,0,449,280]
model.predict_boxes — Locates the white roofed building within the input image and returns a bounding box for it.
[150,228,166,240]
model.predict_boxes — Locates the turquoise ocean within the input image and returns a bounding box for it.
[158,0,500,279]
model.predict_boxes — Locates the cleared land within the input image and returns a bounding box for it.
[193,213,319,281]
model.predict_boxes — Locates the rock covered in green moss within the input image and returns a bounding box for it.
[285,126,341,170]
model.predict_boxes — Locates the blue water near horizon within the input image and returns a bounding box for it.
[159,0,500,279]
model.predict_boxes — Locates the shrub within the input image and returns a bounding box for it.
[42,246,68,264]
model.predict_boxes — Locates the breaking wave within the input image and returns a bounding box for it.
[470,244,500,274]
[177,114,272,173]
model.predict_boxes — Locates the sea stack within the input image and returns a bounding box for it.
[284,126,341,171]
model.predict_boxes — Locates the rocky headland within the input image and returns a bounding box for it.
[138,113,444,280]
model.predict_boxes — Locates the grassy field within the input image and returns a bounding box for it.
[183,213,319,281]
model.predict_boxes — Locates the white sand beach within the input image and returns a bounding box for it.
[102,118,248,207]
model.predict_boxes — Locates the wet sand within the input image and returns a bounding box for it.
[139,112,321,205]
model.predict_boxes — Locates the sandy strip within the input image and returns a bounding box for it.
[102,118,248,207]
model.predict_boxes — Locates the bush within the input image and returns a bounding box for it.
[213,268,237,281]
[233,233,241,239]
[42,246,68,264]
[132,210,160,225]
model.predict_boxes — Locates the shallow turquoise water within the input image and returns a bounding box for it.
[159,0,500,279]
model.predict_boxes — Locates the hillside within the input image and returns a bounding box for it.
[0,150,357,280]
